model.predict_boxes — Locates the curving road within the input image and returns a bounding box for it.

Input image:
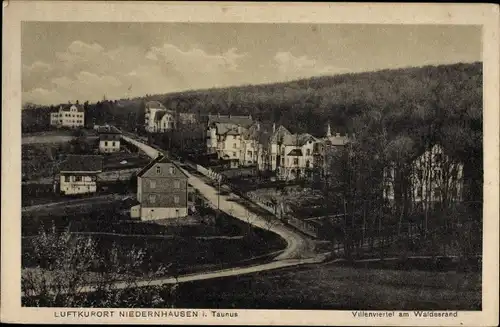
[122,135,316,261]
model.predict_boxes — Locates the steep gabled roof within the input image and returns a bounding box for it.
[136,155,189,178]
[59,104,84,112]
[60,155,103,172]
[214,122,242,136]
[97,125,122,134]
[270,125,292,144]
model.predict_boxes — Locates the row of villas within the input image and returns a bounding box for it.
[205,114,465,205]
[206,113,352,180]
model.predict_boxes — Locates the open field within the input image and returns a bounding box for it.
[22,129,99,144]
[22,204,287,278]
[172,261,481,310]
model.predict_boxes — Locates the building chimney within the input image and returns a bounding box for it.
[326,123,332,137]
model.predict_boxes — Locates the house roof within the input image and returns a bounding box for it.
[136,155,189,178]
[214,122,242,136]
[59,103,84,112]
[154,111,171,122]
[270,125,293,144]
[97,125,122,134]
[145,101,166,110]
[207,114,253,128]
[287,149,303,156]
[325,135,349,146]
[60,155,103,172]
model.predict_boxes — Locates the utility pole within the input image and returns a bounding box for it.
[217,177,221,210]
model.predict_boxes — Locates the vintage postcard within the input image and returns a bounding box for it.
[2,1,499,326]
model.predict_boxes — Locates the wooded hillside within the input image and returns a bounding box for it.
[23,62,482,161]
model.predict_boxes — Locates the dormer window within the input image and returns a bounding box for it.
[156,166,161,174]
[169,167,175,174]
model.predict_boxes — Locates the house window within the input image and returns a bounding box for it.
[417,188,422,197]
[61,175,66,182]
[281,158,285,165]
[105,141,108,146]
[149,195,156,203]
[112,141,116,146]
[293,158,299,165]
[75,176,82,182]
[150,180,156,188]
[174,195,180,204]
[306,149,311,156]
[247,151,252,156]
[233,143,237,148]
[156,166,161,174]
[174,181,180,188]
[233,152,236,157]
[169,167,175,174]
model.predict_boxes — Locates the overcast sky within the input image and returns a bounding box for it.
[22,22,481,105]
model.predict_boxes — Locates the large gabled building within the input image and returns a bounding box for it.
[50,103,85,129]
[132,155,190,220]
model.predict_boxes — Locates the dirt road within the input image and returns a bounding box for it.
[122,135,316,260]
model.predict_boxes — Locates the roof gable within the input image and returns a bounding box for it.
[137,155,189,178]
[60,104,84,112]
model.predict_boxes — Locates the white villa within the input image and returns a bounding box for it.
[97,125,122,154]
[206,114,254,167]
[144,101,176,133]
[50,103,85,128]
[383,144,464,209]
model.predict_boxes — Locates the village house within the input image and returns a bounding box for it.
[206,113,254,168]
[313,123,352,178]
[144,101,176,133]
[97,125,122,153]
[131,155,190,221]
[383,144,464,210]
[50,103,85,129]
[57,155,103,195]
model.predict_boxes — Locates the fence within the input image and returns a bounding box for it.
[190,159,321,239]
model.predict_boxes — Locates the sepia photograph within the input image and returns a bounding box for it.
[2,1,499,326]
